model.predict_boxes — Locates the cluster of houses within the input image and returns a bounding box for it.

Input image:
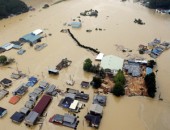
[85,94,107,128]
[0,29,44,55]
[10,80,52,126]
[139,38,170,58]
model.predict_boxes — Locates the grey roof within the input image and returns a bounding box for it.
[124,63,141,77]
[20,33,42,44]
[33,88,43,95]
[20,107,30,115]
[90,104,103,115]
[93,95,107,106]
[0,89,9,100]
[25,101,34,109]
[46,84,56,93]
[25,111,39,125]
[65,93,76,99]
[63,113,76,124]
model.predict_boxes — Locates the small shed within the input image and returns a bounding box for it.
[10,112,25,123]
[0,107,7,118]
[71,22,81,28]
[81,81,90,88]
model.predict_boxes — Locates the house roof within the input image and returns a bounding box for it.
[90,104,103,114]
[101,55,124,71]
[52,114,64,122]
[1,78,12,84]
[20,107,30,115]
[20,33,42,43]
[93,95,107,106]
[65,93,76,99]
[69,100,79,110]
[0,107,7,115]
[63,113,76,124]
[10,112,25,123]
[1,43,14,50]
[9,96,21,104]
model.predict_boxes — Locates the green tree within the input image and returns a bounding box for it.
[83,58,92,72]
[147,60,156,68]
[148,0,170,9]
[0,55,7,64]
[145,72,156,98]
[91,76,102,89]
[114,70,126,86]
[112,82,125,96]
[0,0,28,19]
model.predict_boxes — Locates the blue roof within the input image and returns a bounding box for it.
[10,112,25,123]
[20,33,42,44]
[26,77,38,87]
[146,67,153,75]
[152,48,162,56]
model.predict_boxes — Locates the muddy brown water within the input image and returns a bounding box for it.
[0,0,170,130]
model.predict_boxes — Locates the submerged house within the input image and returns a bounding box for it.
[93,95,107,106]
[19,33,42,44]
[10,111,25,123]
[0,78,12,87]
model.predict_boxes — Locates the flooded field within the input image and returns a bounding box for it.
[0,0,170,130]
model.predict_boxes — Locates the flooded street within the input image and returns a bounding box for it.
[0,0,170,130]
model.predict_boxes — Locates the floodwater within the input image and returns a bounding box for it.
[0,0,170,130]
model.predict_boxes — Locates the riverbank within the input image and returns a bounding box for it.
[1,0,170,130]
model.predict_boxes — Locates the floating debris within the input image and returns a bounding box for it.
[134,18,145,25]
[80,9,98,17]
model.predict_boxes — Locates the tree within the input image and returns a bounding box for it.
[0,0,29,19]
[0,55,7,64]
[91,76,102,89]
[112,70,126,97]
[147,60,156,68]
[112,82,125,96]
[114,70,126,86]
[145,72,156,98]
[148,0,170,9]
[83,58,92,72]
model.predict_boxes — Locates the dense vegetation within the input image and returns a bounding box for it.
[145,72,157,98]
[112,70,125,96]
[147,0,170,9]
[83,58,105,77]
[91,76,102,89]
[0,0,29,19]
[0,55,7,64]
[147,60,156,68]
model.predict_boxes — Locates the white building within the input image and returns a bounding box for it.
[100,55,124,75]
